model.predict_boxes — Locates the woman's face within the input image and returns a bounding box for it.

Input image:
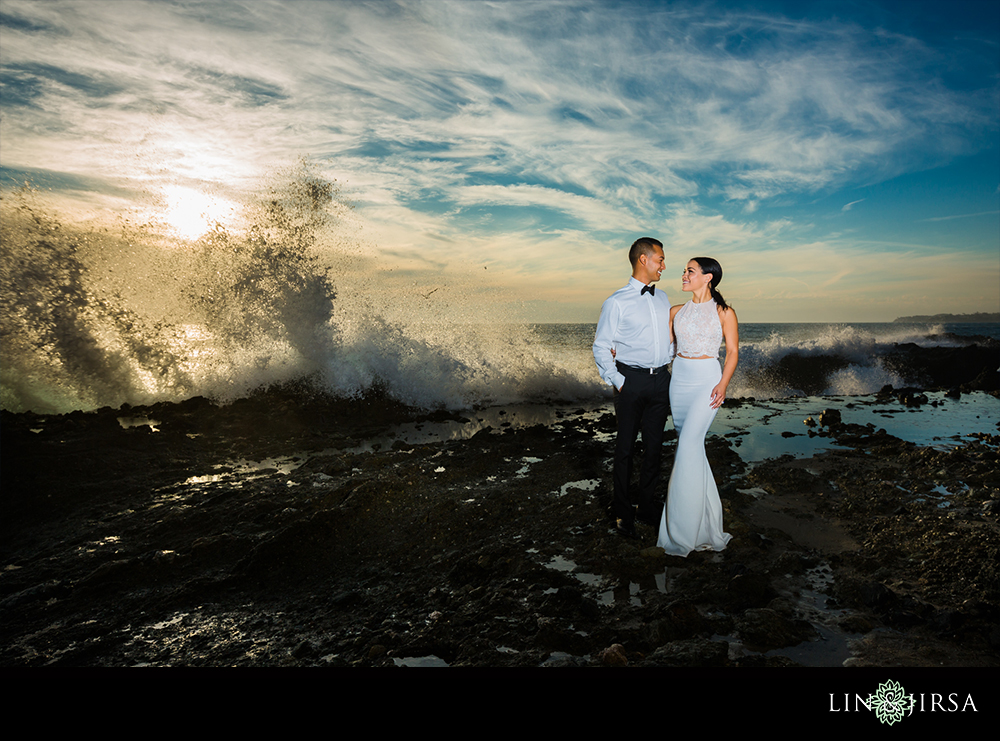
[681,260,712,293]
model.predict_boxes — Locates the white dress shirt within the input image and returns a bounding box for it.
[592,277,674,390]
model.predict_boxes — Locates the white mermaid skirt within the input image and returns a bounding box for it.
[657,356,732,557]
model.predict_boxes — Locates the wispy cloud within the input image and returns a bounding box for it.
[918,210,1000,222]
[1,0,996,320]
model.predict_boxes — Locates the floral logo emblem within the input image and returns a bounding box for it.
[868,680,915,725]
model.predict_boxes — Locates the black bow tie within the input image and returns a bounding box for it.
[641,284,655,296]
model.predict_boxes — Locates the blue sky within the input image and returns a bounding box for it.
[1,0,997,322]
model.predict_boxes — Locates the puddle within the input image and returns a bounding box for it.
[392,655,449,667]
[722,622,856,667]
[710,392,998,463]
[181,455,307,486]
[555,479,600,497]
[724,562,860,667]
[545,554,606,590]
[516,456,543,477]
[343,391,997,464]
[563,549,865,667]
[599,581,642,607]
[895,483,962,508]
[345,402,609,454]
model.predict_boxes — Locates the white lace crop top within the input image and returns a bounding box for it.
[674,299,723,359]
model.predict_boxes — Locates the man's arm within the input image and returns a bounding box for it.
[593,297,626,391]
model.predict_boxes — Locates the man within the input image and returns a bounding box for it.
[592,237,674,539]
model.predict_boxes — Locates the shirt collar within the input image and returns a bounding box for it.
[628,276,649,292]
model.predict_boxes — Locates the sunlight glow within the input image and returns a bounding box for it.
[162,186,235,240]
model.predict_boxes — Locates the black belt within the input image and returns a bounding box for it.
[616,361,670,375]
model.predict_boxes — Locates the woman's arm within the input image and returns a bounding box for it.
[669,304,682,357]
[710,307,738,409]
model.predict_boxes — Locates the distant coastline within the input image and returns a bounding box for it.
[893,312,1000,323]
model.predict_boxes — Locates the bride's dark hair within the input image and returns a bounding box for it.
[691,257,729,311]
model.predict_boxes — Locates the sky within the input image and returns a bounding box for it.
[1,0,998,323]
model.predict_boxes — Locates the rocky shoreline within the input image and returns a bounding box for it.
[2,380,998,668]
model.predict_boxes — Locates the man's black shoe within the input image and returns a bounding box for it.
[636,510,659,528]
[616,519,639,540]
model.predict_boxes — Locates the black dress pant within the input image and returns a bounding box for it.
[612,366,671,525]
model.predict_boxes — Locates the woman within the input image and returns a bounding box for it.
[657,257,737,557]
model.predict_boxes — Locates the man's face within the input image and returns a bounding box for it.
[639,246,666,284]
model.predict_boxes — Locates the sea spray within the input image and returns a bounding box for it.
[0,168,603,414]
[178,165,342,402]
[725,323,990,397]
[1,186,196,412]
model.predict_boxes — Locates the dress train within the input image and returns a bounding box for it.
[657,356,732,556]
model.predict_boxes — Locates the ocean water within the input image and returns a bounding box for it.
[531,321,1000,401]
[1,173,997,416]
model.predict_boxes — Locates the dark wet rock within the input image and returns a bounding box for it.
[837,613,875,634]
[841,579,900,611]
[818,408,841,427]
[740,340,998,397]
[0,579,67,610]
[724,571,778,609]
[733,653,803,667]
[722,397,750,408]
[641,601,713,645]
[2,390,998,667]
[900,391,929,407]
[644,638,730,667]
[331,590,362,607]
[533,616,591,655]
[597,643,628,666]
[541,652,589,667]
[883,342,1000,392]
[735,607,818,649]
[775,354,852,396]
[540,585,601,620]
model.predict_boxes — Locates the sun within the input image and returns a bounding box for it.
[161,185,234,240]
